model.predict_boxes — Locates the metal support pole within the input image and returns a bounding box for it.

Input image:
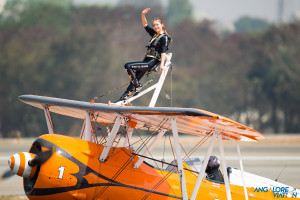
[84,112,92,142]
[170,117,188,200]
[218,134,232,200]
[116,53,172,106]
[123,127,134,148]
[190,133,217,200]
[43,106,54,134]
[127,84,157,103]
[80,118,86,139]
[149,53,172,107]
[236,141,249,200]
[99,115,123,162]
[134,130,166,168]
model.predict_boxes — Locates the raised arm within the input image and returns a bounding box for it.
[141,8,151,27]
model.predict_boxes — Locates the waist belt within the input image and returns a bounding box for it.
[146,47,160,60]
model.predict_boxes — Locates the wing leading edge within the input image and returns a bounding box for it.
[19,95,264,142]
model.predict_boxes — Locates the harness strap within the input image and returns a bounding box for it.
[152,34,165,46]
[146,34,166,60]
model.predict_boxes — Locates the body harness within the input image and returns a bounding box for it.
[146,34,166,60]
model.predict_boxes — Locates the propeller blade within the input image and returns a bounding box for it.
[0,170,15,181]
[29,146,56,166]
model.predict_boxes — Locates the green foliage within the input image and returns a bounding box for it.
[0,1,299,137]
[118,0,161,8]
[234,16,270,33]
[1,0,73,33]
[167,0,192,27]
[247,24,300,132]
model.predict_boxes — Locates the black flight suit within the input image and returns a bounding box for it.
[119,25,171,101]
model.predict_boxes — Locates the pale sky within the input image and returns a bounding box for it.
[73,0,300,23]
[190,0,300,23]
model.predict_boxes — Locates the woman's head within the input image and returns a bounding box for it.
[152,18,165,34]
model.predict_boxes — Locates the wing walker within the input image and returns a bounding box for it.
[4,53,300,199]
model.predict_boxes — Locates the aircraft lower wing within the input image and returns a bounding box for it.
[19,95,264,142]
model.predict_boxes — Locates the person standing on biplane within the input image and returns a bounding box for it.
[118,8,172,101]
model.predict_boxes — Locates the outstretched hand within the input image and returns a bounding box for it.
[142,8,151,15]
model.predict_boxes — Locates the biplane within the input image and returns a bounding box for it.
[6,53,300,199]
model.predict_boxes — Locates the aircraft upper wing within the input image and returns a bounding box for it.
[19,95,264,142]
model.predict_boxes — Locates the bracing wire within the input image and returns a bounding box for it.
[184,131,212,159]
[162,134,166,168]
[141,131,182,200]
[91,114,108,144]
[141,133,216,200]
[92,114,215,199]
[94,118,169,199]
[164,64,173,107]
[170,64,173,107]
[92,82,129,102]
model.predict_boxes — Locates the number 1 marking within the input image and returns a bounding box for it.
[58,166,65,179]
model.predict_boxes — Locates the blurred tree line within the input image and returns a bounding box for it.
[0,0,299,137]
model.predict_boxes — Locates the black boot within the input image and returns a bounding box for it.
[132,79,143,92]
[117,84,134,102]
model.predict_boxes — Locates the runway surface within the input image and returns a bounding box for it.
[1,136,300,197]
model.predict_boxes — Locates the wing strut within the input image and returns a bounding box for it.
[133,129,166,168]
[236,141,249,200]
[170,117,188,200]
[99,115,123,162]
[43,106,54,134]
[190,132,217,200]
[84,112,92,142]
[218,134,232,200]
[80,112,95,142]
[123,127,134,148]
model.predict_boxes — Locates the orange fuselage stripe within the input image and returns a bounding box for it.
[10,156,15,171]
